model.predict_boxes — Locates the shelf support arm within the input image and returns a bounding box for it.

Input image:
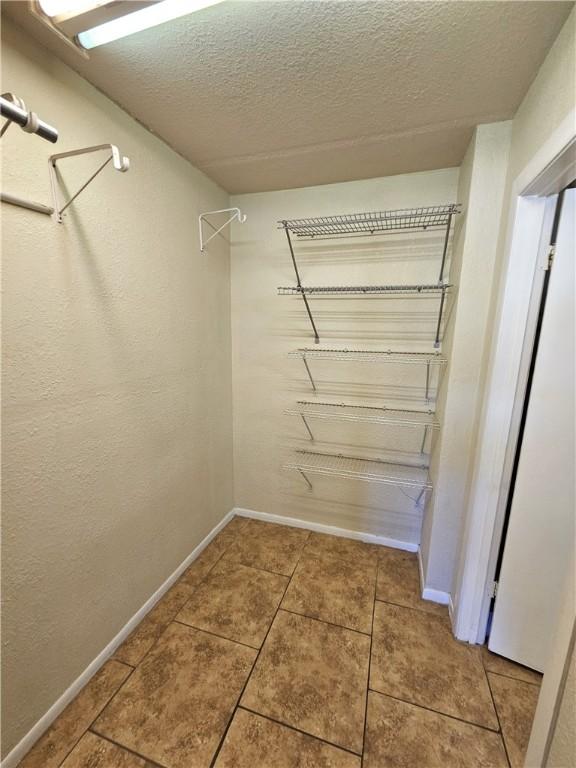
[438,212,453,283]
[199,207,246,252]
[48,144,130,223]
[297,468,313,491]
[283,223,320,343]
[302,354,317,391]
[300,414,315,441]
[434,286,447,348]
[420,425,429,454]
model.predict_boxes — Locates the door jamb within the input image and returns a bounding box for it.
[453,111,575,765]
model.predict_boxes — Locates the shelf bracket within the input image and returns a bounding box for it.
[199,207,246,252]
[425,360,431,402]
[438,212,453,283]
[297,468,313,491]
[48,144,130,223]
[434,286,447,348]
[302,354,317,391]
[420,425,429,454]
[282,222,320,343]
[300,414,315,441]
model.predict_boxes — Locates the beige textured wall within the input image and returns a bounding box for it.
[452,8,576,608]
[420,122,512,593]
[1,19,233,756]
[230,169,457,545]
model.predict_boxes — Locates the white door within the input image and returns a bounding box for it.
[489,188,575,672]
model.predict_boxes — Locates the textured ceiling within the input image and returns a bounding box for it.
[3,1,573,193]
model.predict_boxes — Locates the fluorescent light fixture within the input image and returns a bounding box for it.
[77,0,224,49]
[38,0,102,19]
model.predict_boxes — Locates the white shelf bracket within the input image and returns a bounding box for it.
[199,207,246,252]
[48,143,130,223]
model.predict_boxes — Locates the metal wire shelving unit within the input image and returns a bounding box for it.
[284,450,432,500]
[288,348,446,401]
[285,400,439,451]
[278,204,460,346]
[279,205,459,240]
[277,284,450,296]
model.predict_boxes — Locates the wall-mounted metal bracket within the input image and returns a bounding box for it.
[48,143,130,223]
[199,207,246,252]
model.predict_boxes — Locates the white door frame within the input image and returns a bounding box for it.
[453,111,575,763]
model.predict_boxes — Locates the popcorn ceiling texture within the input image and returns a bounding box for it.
[3,1,572,193]
[1,19,233,757]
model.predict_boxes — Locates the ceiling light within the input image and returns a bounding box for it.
[77,0,224,49]
[38,0,104,20]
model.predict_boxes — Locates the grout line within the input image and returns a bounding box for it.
[373,597,448,620]
[374,594,449,617]
[366,687,506,736]
[88,728,169,768]
[208,559,296,767]
[52,664,139,768]
[171,619,261,651]
[484,667,513,768]
[278,607,372,637]
[361,559,378,766]
[113,659,136,670]
[481,667,542,688]
[221,556,298,579]
[65,527,244,768]
[115,531,238,669]
[238,705,362,758]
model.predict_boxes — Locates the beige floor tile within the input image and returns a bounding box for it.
[176,560,288,647]
[222,519,309,576]
[94,622,256,768]
[214,709,361,768]
[370,601,498,730]
[488,672,540,768]
[220,515,249,538]
[60,732,154,767]
[241,610,370,754]
[19,661,132,768]
[113,581,193,666]
[377,547,448,617]
[280,554,375,633]
[303,531,379,567]
[364,691,508,768]
[112,522,246,667]
[481,646,543,685]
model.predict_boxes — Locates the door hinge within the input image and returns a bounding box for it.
[547,245,555,270]
[489,581,499,599]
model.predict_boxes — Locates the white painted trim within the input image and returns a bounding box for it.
[1,510,235,768]
[417,549,450,606]
[421,586,450,606]
[448,595,455,624]
[233,506,418,552]
[454,113,576,646]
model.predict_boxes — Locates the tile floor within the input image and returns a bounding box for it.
[18,516,543,768]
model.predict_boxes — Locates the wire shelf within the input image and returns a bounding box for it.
[284,450,432,491]
[278,283,450,296]
[279,204,460,239]
[288,348,447,365]
[285,401,439,428]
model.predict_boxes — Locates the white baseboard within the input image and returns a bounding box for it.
[417,548,451,606]
[233,506,418,552]
[1,509,235,768]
